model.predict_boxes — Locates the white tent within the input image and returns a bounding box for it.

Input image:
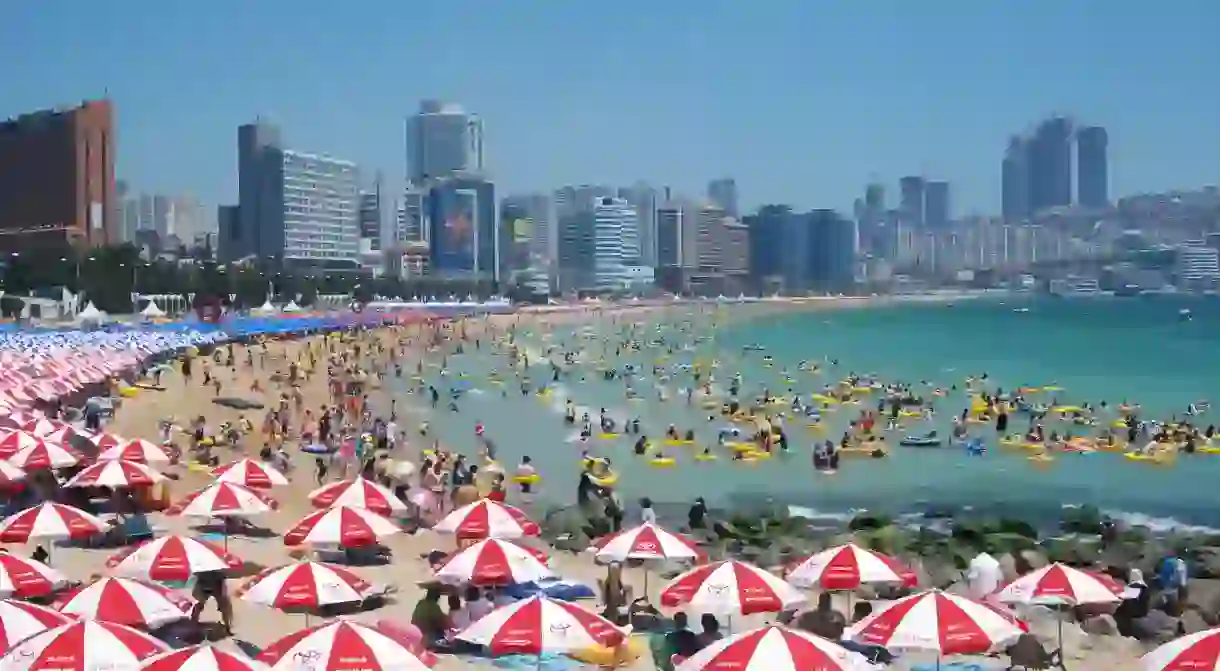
[252,300,276,315]
[76,301,105,324]
[282,300,302,313]
[140,301,166,318]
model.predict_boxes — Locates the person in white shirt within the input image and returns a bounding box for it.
[640,497,658,525]
[966,552,1002,600]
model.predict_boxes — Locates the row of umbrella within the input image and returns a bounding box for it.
[0,459,1214,670]
[0,328,221,411]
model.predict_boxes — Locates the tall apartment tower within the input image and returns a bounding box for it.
[1027,116,1073,214]
[899,176,925,227]
[923,181,950,230]
[1002,136,1030,221]
[1076,125,1109,208]
[707,178,739,218]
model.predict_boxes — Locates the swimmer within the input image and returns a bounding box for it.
[515,456,536,494]
[633,436,648,456]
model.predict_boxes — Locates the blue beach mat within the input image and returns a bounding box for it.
[503,579,596,601]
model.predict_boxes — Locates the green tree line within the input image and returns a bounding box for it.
[0,244,515,314]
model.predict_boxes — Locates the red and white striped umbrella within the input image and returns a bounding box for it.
[283,506,400,547]
[0,413,39,431]
[845,589,1024,655]
[308,477,407,516]
[213,459,289,488]
[435,538,554,586]
[786,542,917,590]
[64,460,164,488]
[0,600,72,655]
[20,419,65,439]
[97,438,171,464]
[0,432,46,460]
[257,619,435,671]
[995,562,1124,606]
[661,560,806,616]
[53,576,194,628]
[141,644,268,671]
[0,461,25,487]
[456,595,626,655]
[238,562,377,610]
[106,536,243,582]
[675,625,876,671]
[38,426,80,446]
[168,482,277,518]
[0,551,69,598]
[1141,626,1220,670]
[0,618,168,671]
[8,441,82,470]
[433,499,540,540]
[88,432,126,451]
[592,522,704,563]
[0,503,108,543]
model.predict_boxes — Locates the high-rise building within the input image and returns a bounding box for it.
[707,178,739,218]
[1002,136,1030,221]
[924,181,950,230]
[231,121,360,266]
[498,195,540,279]
[864,183,885,211]
[655,201,687,269]
[358,181,383,272]
[1076,125,1109,208]
[591,197,638,291]
[899,177,925,227]
[406,100,483,183]
[424,175,497,281]
[396,188,426,244]
[618,182,657,266]
[806,210,858,291]
[1027,116,1073,214]
[0,99,117,249]
[745,205,790,283]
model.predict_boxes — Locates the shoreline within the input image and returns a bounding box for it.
[0,304,1196,670]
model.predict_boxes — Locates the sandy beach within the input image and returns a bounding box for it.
[9,302,1160,670]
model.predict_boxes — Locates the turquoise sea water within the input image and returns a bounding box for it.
[397,298,1220,531]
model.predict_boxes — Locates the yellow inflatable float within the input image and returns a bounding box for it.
[568,634,646,667]
[649,457,676,468]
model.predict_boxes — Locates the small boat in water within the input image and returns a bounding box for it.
[1180,308,1192,321]
[900,432,942,448]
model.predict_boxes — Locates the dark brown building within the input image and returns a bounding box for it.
[0,99,117,250]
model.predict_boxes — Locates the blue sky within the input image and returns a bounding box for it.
[4,1,1218,214]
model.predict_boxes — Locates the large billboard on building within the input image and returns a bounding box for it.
[433,188,478,273]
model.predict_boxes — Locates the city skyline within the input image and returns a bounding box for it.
[3,1,1217,214]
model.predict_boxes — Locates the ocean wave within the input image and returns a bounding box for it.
[1101,509,1220,535]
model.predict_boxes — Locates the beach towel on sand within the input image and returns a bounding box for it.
[490,654,581,670]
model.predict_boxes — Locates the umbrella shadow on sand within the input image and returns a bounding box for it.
[190,521,279,540]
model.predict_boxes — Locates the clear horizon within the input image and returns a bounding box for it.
[4,1,1218,213]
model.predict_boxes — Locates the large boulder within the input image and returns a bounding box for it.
[1132,610,1183,643]
[1192,547,1220,579]
[1060,505,1105,535]
[848,513,893,531]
